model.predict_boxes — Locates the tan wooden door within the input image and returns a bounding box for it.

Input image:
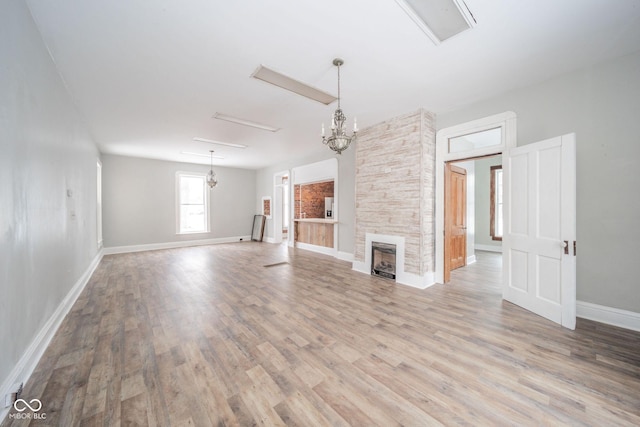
[444,164,467,282]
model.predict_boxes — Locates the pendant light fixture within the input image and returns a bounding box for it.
[322,58,357,154]
[206,150,218,188]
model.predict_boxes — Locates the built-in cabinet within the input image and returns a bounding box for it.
[293,219,336,248]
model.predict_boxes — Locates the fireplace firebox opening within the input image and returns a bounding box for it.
[371,242,397,280]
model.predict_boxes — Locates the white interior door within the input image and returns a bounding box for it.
[503,133,576,329]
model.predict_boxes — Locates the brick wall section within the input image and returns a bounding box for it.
[294,180,334,218]
[354,109,435,276]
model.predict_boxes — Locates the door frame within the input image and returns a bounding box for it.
[273,170,290,245]
[435,111,517,283]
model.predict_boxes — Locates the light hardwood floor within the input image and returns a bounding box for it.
[3,245,639,426]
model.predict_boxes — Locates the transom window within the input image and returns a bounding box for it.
[448,127,502,154]
[177,172,209,234]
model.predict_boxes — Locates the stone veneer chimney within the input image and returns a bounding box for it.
[353,109,436,288]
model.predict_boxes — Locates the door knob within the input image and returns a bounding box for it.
[563,240,569,255]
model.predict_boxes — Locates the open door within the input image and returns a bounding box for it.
[503,134,576,329]
[444,163,467,282]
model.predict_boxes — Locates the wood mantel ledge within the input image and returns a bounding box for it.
[294,218,337,224]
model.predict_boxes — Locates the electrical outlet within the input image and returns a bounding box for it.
[4,382,23,408]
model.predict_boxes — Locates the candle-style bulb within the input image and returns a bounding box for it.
[321,123,325,137]
[354,117,358,132]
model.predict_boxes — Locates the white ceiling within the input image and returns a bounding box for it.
[26,0,640,169]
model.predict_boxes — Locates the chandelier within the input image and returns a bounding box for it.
[322,58,357,154]
[206,150,218,188]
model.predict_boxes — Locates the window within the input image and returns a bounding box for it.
[282,175,289,231]
[448,127,502,154]
[97,160,103,247]
[176,172,209,234]
[490,165,503,240]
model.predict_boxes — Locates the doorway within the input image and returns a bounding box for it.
[445,155,503,283]
[436,113,576,329]
[436,111,516,284]
[273,171,290,245]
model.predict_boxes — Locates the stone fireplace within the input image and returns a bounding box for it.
[352,109,436,289]
[371,242,397,280]
[362,233,407,285]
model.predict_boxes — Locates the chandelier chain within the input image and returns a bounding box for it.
[321,58,356,155]
[337,62,341,110]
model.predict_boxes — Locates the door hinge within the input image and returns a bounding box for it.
[573,240,576,256]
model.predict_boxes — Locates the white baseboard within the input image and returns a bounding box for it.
[351,261,368,275]
[399,271,435,289]
[0,250,103,422]
[103,236,251,255]
[295,242,336,257]
[352,261,435,290]
[475,244,502,253]
[467,255,477,265]
[577,301,640,332]
[292,244,353,263]
[336,251,354,262]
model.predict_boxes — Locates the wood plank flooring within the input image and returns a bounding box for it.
[3,246,639,426]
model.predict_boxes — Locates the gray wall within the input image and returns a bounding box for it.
[437,51,640,313]
[0,0,100,393]
[474,156,502,250]
[255,147,356,255]
[102,154,256,247]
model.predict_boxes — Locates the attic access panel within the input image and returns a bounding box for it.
[395,0,476,43]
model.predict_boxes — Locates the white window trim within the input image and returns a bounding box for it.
[176,171,211,235]
[491,166,503,240]
[97,159,103,248]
